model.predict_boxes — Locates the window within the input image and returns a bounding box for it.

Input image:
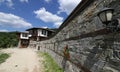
[29,30,32,34]
[22,33,28,37]
[42,30,47,35]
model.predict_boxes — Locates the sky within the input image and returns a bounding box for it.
[0,0,81,32]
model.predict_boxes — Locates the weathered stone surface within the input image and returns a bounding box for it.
[32,0,120,72]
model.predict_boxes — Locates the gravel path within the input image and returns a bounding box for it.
[0,48,44,72]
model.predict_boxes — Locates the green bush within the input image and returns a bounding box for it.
[0,32,18,48]
[37,52,63,72]
[0,53,10,64]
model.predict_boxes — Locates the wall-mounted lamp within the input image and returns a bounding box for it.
[97,8,119,32]
[97,8,120,62]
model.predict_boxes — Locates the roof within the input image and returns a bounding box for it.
[16,31,29,34]
[26,27,56,32]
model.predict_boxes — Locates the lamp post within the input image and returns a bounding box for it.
[97,8,119,32]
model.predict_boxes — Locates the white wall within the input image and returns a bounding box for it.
[37,29,48,37]
[20,33,29,39]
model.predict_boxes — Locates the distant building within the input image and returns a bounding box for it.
[26,27,55,41]
[17,31,29,48]
[17,27,56,48]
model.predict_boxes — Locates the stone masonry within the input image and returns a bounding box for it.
[32,0,120,72]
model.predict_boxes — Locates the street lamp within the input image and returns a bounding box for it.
[97,8,119,32]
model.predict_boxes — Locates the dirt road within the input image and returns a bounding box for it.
[0,48,44,72]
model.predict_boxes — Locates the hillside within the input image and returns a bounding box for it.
[0,32,18,48]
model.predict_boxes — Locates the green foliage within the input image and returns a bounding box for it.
[0,53,10,64]
[37,52,63,72]
[0,32,18,48]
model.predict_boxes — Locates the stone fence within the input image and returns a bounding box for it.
[34,0,120,72]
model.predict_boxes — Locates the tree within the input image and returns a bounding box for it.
[0,32,18,48]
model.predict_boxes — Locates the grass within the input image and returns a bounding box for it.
[37,52,63,72]
[0,53,10,64]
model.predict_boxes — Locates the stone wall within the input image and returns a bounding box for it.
[35,0,120,72]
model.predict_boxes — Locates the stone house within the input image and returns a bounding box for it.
[26,27,55,41]
[17,27,55,48]
[17,31,29,48]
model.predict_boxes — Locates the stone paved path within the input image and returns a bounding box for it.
[0,48,44,72]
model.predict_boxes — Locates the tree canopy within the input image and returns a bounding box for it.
[0,32,18,48]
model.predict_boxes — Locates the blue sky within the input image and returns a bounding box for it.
[0,0,81,32]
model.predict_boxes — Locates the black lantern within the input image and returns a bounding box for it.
[97,8,114,25]
[97,8,119,32]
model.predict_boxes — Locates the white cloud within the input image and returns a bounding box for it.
[54,22,63,27]
[0,12,32,28]
[0,0,13,7]
[0,29,8,32]
[0,0,29,8]
[45,0,51,3]
[34,7,63,27]
[20,0,28,3]
[57,0,81,15]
